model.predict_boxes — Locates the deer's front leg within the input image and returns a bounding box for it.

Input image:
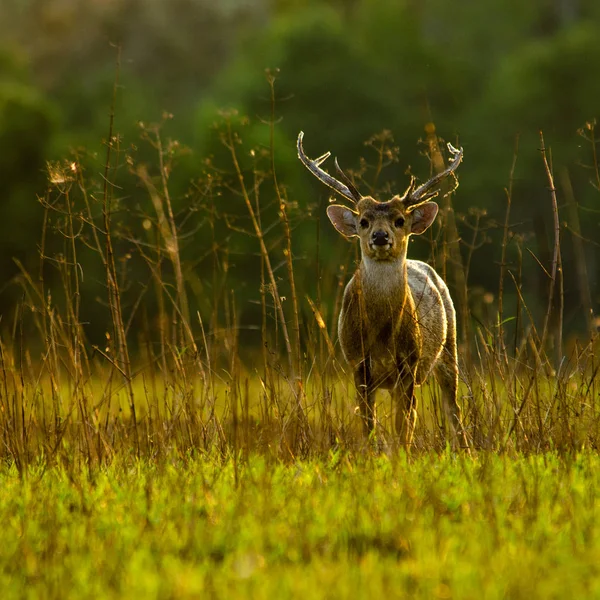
[354,359,375,435]
[393,360,417,449]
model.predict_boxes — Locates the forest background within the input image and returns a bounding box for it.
[1,0,600,361]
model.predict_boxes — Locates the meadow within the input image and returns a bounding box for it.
[3,453,600,599]
[2,68,600,597]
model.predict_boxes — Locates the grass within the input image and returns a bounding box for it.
[3,452,600,599]
[2,69,600,596]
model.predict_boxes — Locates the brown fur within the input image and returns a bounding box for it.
[328,196,465,448]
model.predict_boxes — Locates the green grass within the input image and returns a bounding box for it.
[3,451,600,599]
[4,76,600,599]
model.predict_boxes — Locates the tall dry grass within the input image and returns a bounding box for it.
[2,70,600,474]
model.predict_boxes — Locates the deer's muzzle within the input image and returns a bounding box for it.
[371,230,390,247]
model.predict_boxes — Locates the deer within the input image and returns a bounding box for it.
[297,131,467,449]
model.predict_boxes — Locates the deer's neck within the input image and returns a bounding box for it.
[359,255,408,302]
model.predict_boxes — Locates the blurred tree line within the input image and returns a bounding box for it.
[1,0,600,351]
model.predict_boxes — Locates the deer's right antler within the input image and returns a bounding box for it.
[297,132,361,204]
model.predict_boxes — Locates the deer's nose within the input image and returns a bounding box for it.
[371,230,390,246]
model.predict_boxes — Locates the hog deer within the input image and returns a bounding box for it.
[298,132,467,449]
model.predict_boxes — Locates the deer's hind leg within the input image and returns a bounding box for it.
[434,336,468,449]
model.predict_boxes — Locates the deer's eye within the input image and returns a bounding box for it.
[394,217,405,228]
[359,218,369,229]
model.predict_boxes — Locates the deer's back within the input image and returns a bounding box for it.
[406,260,451,383]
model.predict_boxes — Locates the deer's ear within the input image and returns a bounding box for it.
[410,202,438,235]
[327,205,358,237]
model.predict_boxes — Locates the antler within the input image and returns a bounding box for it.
[403,143,464,209]
[297,131,361,204]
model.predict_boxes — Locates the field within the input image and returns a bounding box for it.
[2,452,600,599]
[1,67,600,598]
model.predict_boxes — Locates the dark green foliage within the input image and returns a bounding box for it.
[1,0,600,343]
[0,50,56,293]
